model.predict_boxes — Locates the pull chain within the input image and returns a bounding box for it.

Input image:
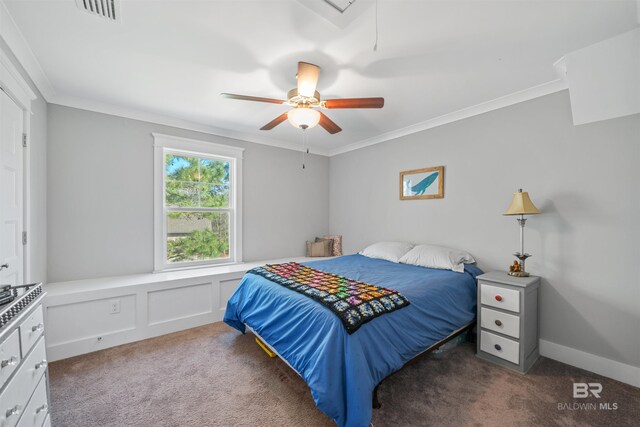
[302,128,308,169]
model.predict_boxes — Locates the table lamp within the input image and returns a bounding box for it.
[504,189,541,277]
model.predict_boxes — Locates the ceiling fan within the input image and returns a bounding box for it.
[221,62,384,134]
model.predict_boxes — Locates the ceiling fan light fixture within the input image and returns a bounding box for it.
[287,108,321,130]
[222,61,383,135]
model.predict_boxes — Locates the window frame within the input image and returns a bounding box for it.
[153,133,243,272]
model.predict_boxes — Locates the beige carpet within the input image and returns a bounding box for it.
[49,322,639,427]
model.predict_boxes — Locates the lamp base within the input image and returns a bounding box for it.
[507,271,530,277]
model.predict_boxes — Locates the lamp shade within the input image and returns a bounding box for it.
[503,189,541,215]
[287,108,320,129]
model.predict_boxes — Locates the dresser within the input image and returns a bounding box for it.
[0,284,50,427]
[476,272,540,373]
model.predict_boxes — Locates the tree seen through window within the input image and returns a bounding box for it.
[165,154,231,263]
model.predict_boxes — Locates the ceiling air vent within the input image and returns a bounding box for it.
[76,0,120,22]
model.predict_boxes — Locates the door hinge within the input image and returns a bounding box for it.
[22,134,27,147]
[22,231,27,245]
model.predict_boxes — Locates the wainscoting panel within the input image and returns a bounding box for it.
[219,278,242,313]
[46,294,136,347]
[43,257,318,361]
[148,282,214,326]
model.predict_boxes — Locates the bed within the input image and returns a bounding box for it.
[224,254,482,427]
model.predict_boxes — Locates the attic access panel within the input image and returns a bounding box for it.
[296,0,373,28]
[323,0,357,13]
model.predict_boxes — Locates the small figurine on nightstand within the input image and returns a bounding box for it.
[509,260,521,274]
[508,259,530,277]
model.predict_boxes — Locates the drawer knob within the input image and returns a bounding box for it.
[495,295,503,302]
[495,319,503,327]
[1,356,18,368]
[494,344,502,351]
[6,404,21,418]
[32,323,44,332]
[36,403,48,414]
[35,360,48,370]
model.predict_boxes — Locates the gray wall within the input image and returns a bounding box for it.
[0,37,47,284]
[329,91,640,367]
[47,105,329,282]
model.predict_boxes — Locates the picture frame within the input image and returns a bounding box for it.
[400,166,444,200]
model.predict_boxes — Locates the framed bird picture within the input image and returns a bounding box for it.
[400,166,444,200]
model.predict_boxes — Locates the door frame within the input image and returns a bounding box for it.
[0,46,37,283]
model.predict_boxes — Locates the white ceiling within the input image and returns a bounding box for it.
[3,0,638,155]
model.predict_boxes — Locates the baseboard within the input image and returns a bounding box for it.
[539,339,640,388]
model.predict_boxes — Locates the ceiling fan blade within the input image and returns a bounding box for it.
[297,62,320,98]
[323,97,385,109]
[260,113,289,130]
[221,93,285,104]
[318,112,342,134]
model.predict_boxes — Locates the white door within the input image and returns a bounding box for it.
[0,88,24,287]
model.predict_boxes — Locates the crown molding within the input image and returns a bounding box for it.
[49,93,330,156]
[51,80,568,159]
[328,79,569,157]
[553,56,567,81]
[0,0,55,100]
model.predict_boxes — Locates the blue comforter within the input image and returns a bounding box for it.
[224,254,482,427]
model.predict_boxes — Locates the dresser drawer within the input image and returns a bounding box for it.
[1,330,21,388]
[480,283,520,313]
[0,338,47,427]
[19,306,44,358]
[16,375,48,427]
[481,307,520,339]
[480,330,520,364]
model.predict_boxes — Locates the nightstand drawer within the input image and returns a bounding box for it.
[480,331,519,364]
[480,283,520,313]
[481,307,520,339]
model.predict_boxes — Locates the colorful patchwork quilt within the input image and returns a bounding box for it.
[247,262,410,333]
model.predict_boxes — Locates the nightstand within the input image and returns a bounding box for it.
[476,272,540,373]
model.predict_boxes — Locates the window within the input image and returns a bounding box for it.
[153,133,243,271]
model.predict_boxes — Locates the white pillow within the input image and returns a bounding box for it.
[399,244,475,273]
[359,241,415,263]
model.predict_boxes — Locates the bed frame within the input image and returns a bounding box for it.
[248,321,476,409]
[371,321,475,408]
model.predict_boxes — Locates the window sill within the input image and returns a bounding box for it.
[153,261,240,274]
